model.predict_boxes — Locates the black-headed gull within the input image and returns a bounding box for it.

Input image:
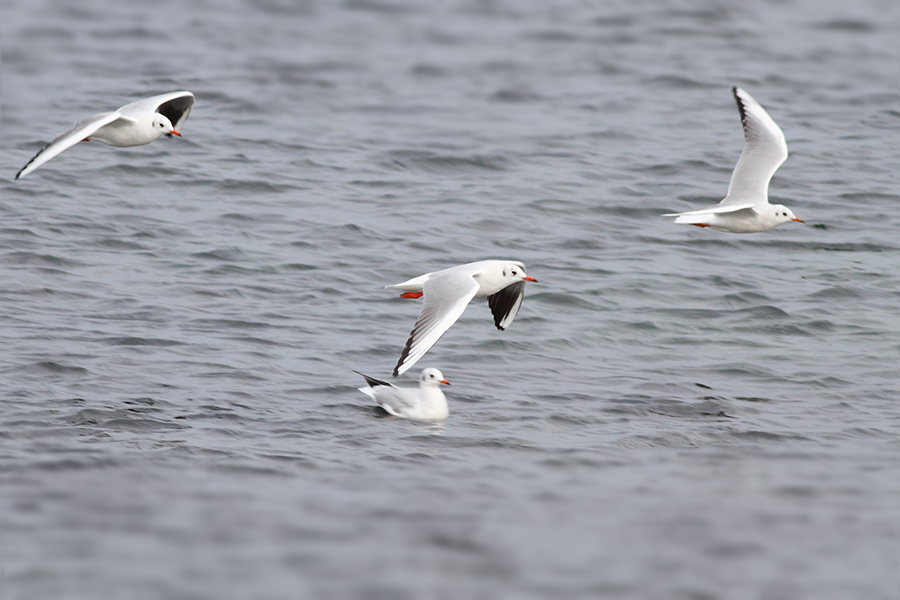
[664,87,803,233]
[15,91,194,180]
[387,260,537,377]
[356,368,451,421]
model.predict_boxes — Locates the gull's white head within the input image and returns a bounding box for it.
[770,204,803,226]
[152,114,180,138]
[419,368,450,387]
[501,262,538,283]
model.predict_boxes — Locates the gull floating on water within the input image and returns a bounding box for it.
[387,260,537,377]
[664,87,803,233]
[15,91,194,180]
[356,368,451,421]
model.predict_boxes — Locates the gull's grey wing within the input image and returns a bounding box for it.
[721,87,787,207]
[15,111,122,180]
[487,280,526,330]
[374,387,420,415]
[393,271,479,377]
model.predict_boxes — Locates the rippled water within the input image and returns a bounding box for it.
[2,0,899,598]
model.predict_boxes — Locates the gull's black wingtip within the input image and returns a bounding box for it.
[354,370,394,388]
[392,332,416,377]
[732,86,748,126]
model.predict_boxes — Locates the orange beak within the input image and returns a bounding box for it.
[439,379,450,386]
[523,275,537,282]
[169,129,182,137]
[792,217,803,223]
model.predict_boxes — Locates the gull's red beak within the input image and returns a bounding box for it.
[169,129,182,137]
[523,276,537,282]
[439,379,450,386]
[792,217,803,223]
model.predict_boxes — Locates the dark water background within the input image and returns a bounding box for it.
[2,0,899,598]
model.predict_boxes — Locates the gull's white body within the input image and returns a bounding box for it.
[387,260,537,377]
[357,368,451,421]
[664,87,802,233]
[15,91,194,179]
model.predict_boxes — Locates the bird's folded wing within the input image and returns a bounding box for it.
[377,388,419,414]
[16,112,121,179]
[393,273,479,377]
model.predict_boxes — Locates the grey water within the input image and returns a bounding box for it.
[2,0,899,598]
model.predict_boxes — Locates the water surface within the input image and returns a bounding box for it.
[2,0,899,598]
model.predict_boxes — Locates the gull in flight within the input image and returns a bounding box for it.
[15,91,194,179]
[664,87,803,233]
[387,260,537,377]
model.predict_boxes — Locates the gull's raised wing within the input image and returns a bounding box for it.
[722,87,787,207]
